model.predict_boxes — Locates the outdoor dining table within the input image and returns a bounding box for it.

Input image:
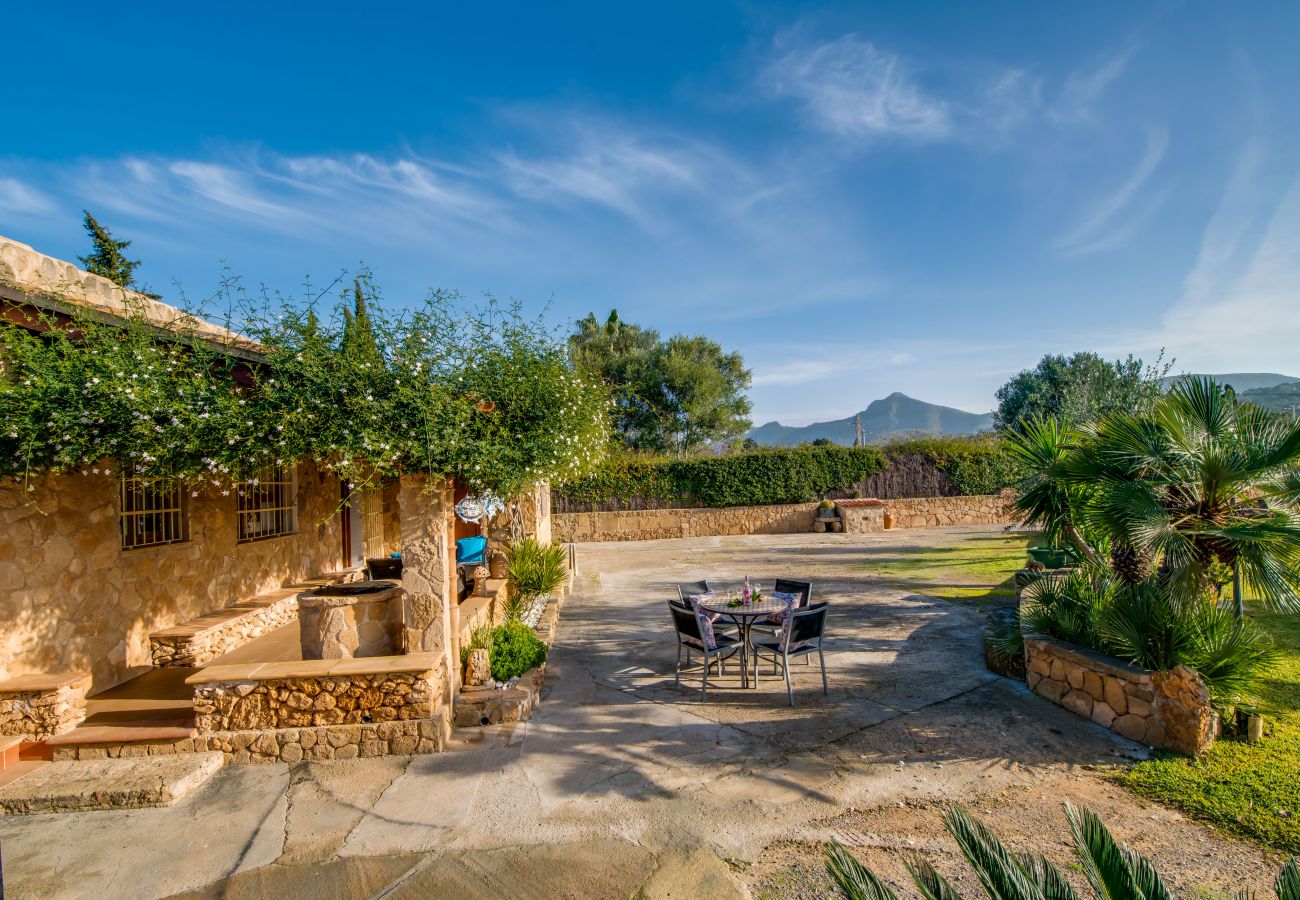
[697,594,792,688]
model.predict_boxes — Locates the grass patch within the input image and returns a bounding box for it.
[1114,604,1300,855]
[863,532,1030,606]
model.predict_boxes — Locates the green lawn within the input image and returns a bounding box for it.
[863,532,1030,606]
[1115,606,1300,855]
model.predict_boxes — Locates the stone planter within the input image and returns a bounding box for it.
[298,581,403,659]
[1023,634,1216,756]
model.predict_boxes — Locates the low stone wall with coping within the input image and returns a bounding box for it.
[1024,635,1216,756]
[0,673,91,740]
[170,653,451,763]
[553,492,1017,542]
[454,590,565,728]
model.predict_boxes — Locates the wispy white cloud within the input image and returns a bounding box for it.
[765,33,952,140]
[1054,126,1169,254]
[1153,143,1300,370]
[1050,44,1138,124]
[0,176,56,215]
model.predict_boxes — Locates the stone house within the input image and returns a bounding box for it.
[0,236,507,699]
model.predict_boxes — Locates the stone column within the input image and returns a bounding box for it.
[398,474,456,698]
[519,480,553,544]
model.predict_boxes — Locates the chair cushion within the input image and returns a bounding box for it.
[682,633,738,650]
[687,595,720,649]
[766,590,799,624]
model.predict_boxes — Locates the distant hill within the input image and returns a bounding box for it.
[1162,372,1300,393]
[748,392,994,447]
[1241,381,1300,413]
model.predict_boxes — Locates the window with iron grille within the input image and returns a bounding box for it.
[236,465,297,543]
[119,472,189,550]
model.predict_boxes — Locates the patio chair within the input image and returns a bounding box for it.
[752,579,814,652]
[749,602,829,706]
[668,601,741,701]
[673,580,737,647]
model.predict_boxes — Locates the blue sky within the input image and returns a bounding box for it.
[3,2,1299,426]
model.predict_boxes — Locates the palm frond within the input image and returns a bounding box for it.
[904,856,964,900]
[1018,851,1082,900]
[943,805,1045,900]
[1065,800,1172,900]
[1277,857,1300,900]
[824,840,901,900]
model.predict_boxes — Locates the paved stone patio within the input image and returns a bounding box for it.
[0,528,1282,898]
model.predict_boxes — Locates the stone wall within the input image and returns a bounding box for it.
[1024,635,1216,756]
[0,461,346,692]
[552,492,1017,543]
[882,491,1017,528]
[52,719,450,765]
[553,502,819,542]
[0,673,91,740]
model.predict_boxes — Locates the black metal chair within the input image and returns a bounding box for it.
[752,579,814,648]
[676,580,711,601]
[669,601,741,701]
[749,602,829,706]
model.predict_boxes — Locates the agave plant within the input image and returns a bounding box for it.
[824,802,1300,900]
[1061,377,1300,618]
[503,536,569,621]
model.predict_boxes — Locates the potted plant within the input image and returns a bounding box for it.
[818,499,837,518]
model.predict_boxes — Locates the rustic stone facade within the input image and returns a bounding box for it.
[1024,635,1216,756]
[0,673,91,740]
[552,492,1017,543]
[0,462,347,692]
[297,584,402,659]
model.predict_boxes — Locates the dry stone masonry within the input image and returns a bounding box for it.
[1024,635,1216,756]
[552,492,1017,543]
[149,590,303,667]
[0,672,91,740]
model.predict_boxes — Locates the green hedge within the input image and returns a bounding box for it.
[555,445,888,510]
[881,436,1024,496]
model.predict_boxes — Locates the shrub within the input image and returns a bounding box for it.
[1021,565,1278,702]
[878,435,1024,496]
[555,445,888,510]
[489,621,548,682]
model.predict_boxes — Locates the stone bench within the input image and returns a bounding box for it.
[149,571,359,668]
[0,672,92,740]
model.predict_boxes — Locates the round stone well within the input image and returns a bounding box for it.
[298,581,403,660]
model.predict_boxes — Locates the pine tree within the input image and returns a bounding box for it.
[79,211,142,288]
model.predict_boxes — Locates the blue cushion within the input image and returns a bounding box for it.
[456,535,487,564]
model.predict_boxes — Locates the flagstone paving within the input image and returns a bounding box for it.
[0,528,1284,898]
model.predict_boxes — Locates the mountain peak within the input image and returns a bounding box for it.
[748,393,993,447]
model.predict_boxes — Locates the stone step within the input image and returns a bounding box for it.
[0,759,46,791]
[0,752,224,815]
[1,734,22,769]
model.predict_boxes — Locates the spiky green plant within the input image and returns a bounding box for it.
[1061,377,1300,618]
[824,802,1300,900]
[1003,417,1103,566]
[503,536,569,620]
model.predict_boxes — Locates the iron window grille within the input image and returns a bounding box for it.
[119,471,189,550]
[236,465,297,543]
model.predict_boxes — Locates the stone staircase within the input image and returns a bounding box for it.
[0,752,224,814]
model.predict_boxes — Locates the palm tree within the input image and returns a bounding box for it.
[1003,417,1104,567]
[1062,378,1300,618]
[824,802,1300,900]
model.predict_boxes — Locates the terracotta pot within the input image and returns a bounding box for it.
[883,513,896,529]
